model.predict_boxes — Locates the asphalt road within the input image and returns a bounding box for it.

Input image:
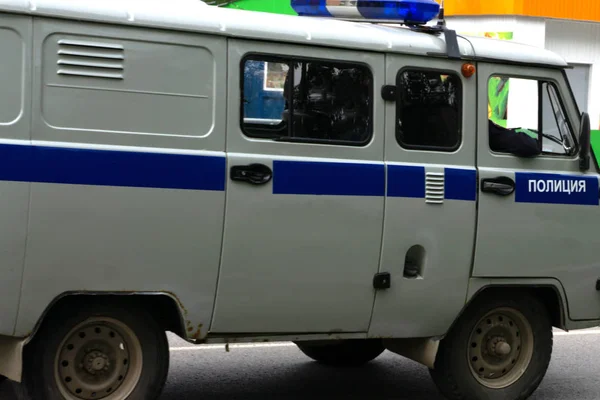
[3,329,600,399]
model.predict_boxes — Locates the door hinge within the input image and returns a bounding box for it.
[373,272,391,290]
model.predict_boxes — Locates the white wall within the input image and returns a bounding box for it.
[545,19,599,129]
[445,15,546,47]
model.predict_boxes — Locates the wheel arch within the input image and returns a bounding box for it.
[25,291,189,345]
[0,291,188,384]
[449,280,568,338]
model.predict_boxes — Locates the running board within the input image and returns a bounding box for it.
[201,332,367,344]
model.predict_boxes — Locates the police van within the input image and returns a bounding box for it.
[0,0,597,399]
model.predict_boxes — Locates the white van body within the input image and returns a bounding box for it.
[0,1,597,399]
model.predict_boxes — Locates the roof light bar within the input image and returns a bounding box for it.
[291,0,441,25]
[291,0,332,17]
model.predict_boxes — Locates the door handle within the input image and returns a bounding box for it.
[481,177,515,196]
[230,163,272,185]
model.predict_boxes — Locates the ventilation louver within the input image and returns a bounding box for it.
[425,172,444,204]
[57,39,124,80]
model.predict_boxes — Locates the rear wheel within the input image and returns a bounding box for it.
[22,302,169,400]
[295,339,385,366]
[429,291,553,400]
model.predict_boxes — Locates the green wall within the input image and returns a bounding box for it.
[591,130,600,168]
[224,0,297,15]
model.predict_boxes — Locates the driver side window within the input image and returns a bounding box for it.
[488,75,577,157]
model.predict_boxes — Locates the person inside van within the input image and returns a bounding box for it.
[488,119,541,157]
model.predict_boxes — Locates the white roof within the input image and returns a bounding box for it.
[0,0,568,68]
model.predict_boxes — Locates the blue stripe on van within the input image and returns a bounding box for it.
[272,160,385,196]
[0,143,226,191]
[0,142,479,201]
[387,165,425,198]
[445,168,477,201]
[514,172,599,206]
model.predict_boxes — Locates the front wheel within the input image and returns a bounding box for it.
[429,291,553,400]
[295,339,385,366]
[21,302,170,400]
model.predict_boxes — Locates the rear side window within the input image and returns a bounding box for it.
[241,55,373,146]
[396,69,462,151]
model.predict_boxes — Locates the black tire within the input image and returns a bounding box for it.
[0,378,27,400]
[429,290,553,400]
[21,301,169,400]
[295,339,385,366]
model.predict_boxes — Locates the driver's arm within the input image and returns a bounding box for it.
[489,120,541,157]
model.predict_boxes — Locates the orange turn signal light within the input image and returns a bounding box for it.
[461,63,476,78]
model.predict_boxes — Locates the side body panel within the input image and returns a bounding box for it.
[473,62,600,322]
[368,55,478,338]
[15,18,227,338]
[0,13,31,336]
[211,39,386,333]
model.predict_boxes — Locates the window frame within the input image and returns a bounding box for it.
[239,52,375,147]
[395,66,464,152]
[543,81,579,156]
[486,73,579,158]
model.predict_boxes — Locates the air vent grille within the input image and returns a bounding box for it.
[425,172,444,204]
[57,39,124,80]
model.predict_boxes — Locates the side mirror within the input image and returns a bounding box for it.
[579,111,591,171]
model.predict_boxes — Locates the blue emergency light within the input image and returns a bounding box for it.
[291,0,441,25]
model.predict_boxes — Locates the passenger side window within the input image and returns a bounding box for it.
[241,56,373,146]
[396,69,462,151]
[487,75,577,157]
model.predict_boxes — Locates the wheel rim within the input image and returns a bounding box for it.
[467,307,534,389]
[54,317,143,400]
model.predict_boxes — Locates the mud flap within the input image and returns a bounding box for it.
[0,335,25,382]
[383,337,440,369]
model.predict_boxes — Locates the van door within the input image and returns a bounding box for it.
[368,56,478,338]
[473,62,600,321]
[211,39,386,333]
[0,13,31,336]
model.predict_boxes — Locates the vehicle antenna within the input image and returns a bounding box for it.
[436,0,446,27]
